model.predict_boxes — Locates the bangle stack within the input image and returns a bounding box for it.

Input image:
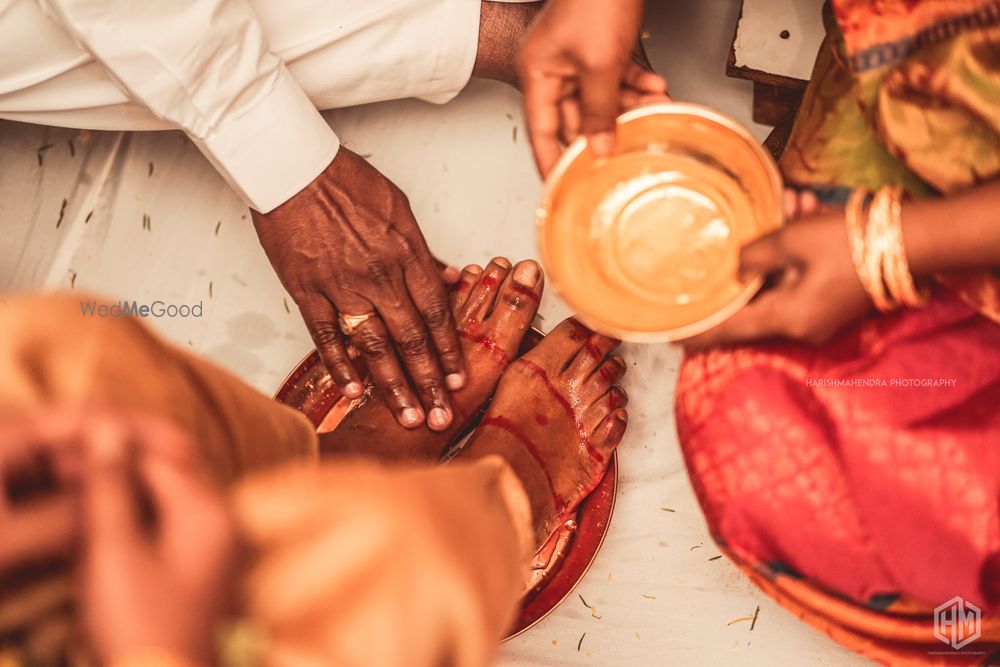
[844,185,928,312]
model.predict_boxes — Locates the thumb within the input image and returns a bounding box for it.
[81,416,144,562]
[738,232,790,281]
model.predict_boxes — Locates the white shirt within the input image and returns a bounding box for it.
[0,0,536,212]
[30,0,339,212]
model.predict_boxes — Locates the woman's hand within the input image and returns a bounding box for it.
[517,0,667,176]
[79,413,238,666]
[686,191,873,347]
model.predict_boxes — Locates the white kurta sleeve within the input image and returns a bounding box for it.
[37,0,340,212]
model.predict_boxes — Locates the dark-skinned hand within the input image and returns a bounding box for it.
[252,147,466,431]
[517,0,668,176]
[685,190,874,347]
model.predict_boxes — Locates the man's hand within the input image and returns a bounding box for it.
[252,148,466,431]
[517,0,667,176]
[80,413,238,666]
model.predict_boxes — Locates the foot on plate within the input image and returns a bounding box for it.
[320,257,544,464]
[456,318,628,545]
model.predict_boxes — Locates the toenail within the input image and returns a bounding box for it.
[344,382,363,398]
[493,257,512,268]
[401,408,421,426]
[513,261,540,288]
[429,407,450,428]
[446,372,465,390]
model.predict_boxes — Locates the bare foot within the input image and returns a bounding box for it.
[320,258,544,464]
[457,318,628,546]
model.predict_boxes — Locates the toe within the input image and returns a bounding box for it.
[566,332,621,378]
[593,407,628,451]
[585,385,628,431]
[475,259,544,359]
[456,258,513,325]
[450,264,483,317]
[589,354,627,393]
[524,317,592,371]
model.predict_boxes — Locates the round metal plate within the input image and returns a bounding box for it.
[274,330,617,640]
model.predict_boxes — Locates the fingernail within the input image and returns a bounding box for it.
[465,265,483,275]
[446,372,465,390]
[589,132,615,156]
[401,408,422,427]
[429,408,451,429]
[513,261,540,288]
[492,257,512,269]
[344,381,363,398]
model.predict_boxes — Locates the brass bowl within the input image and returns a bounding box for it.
[537,103,783,342]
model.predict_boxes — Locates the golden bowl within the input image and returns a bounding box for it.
[536,103,784,342]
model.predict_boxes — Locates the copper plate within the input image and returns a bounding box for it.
[274,329,617,640]
[537,102,784,342]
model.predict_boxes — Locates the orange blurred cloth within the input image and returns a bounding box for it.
[0,293,532,667]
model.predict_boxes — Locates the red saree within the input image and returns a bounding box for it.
[676,1,1000,664]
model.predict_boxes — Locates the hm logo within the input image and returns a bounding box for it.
[934,596,981,650]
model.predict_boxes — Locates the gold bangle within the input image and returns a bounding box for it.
[864,187,903,313]
[879,186,928,308]
[845,188,894,311]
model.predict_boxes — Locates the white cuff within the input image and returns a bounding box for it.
[417,0,482,105]
[192,67,339,213]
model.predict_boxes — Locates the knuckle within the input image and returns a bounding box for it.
[422,301,452,330]
[311,323,342,349]
[397,330,431,358]
[365,259,393,287]
[355,328,391,358]
[503,291,527,310]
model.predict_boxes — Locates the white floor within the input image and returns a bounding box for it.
[0,1,868,665]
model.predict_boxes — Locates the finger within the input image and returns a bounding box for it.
[298,295,364,399]
[441,265,461,286]
[0,493,77,574]
[800,190,820,216]
[623,65,668,93]
[578,65,624,156]
[783,188,800,220]
[398,235,467,392]
[520,67,567,177]
[683,290,787,348]
[0,409,87,474]
[374,289,454,432]
[137,454,232,583]
[80,415,142,550]
[346,309,425,429]
[738,232,791,281]
[559,98,582,146]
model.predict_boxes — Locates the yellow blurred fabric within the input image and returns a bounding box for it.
[0,293,532,667]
